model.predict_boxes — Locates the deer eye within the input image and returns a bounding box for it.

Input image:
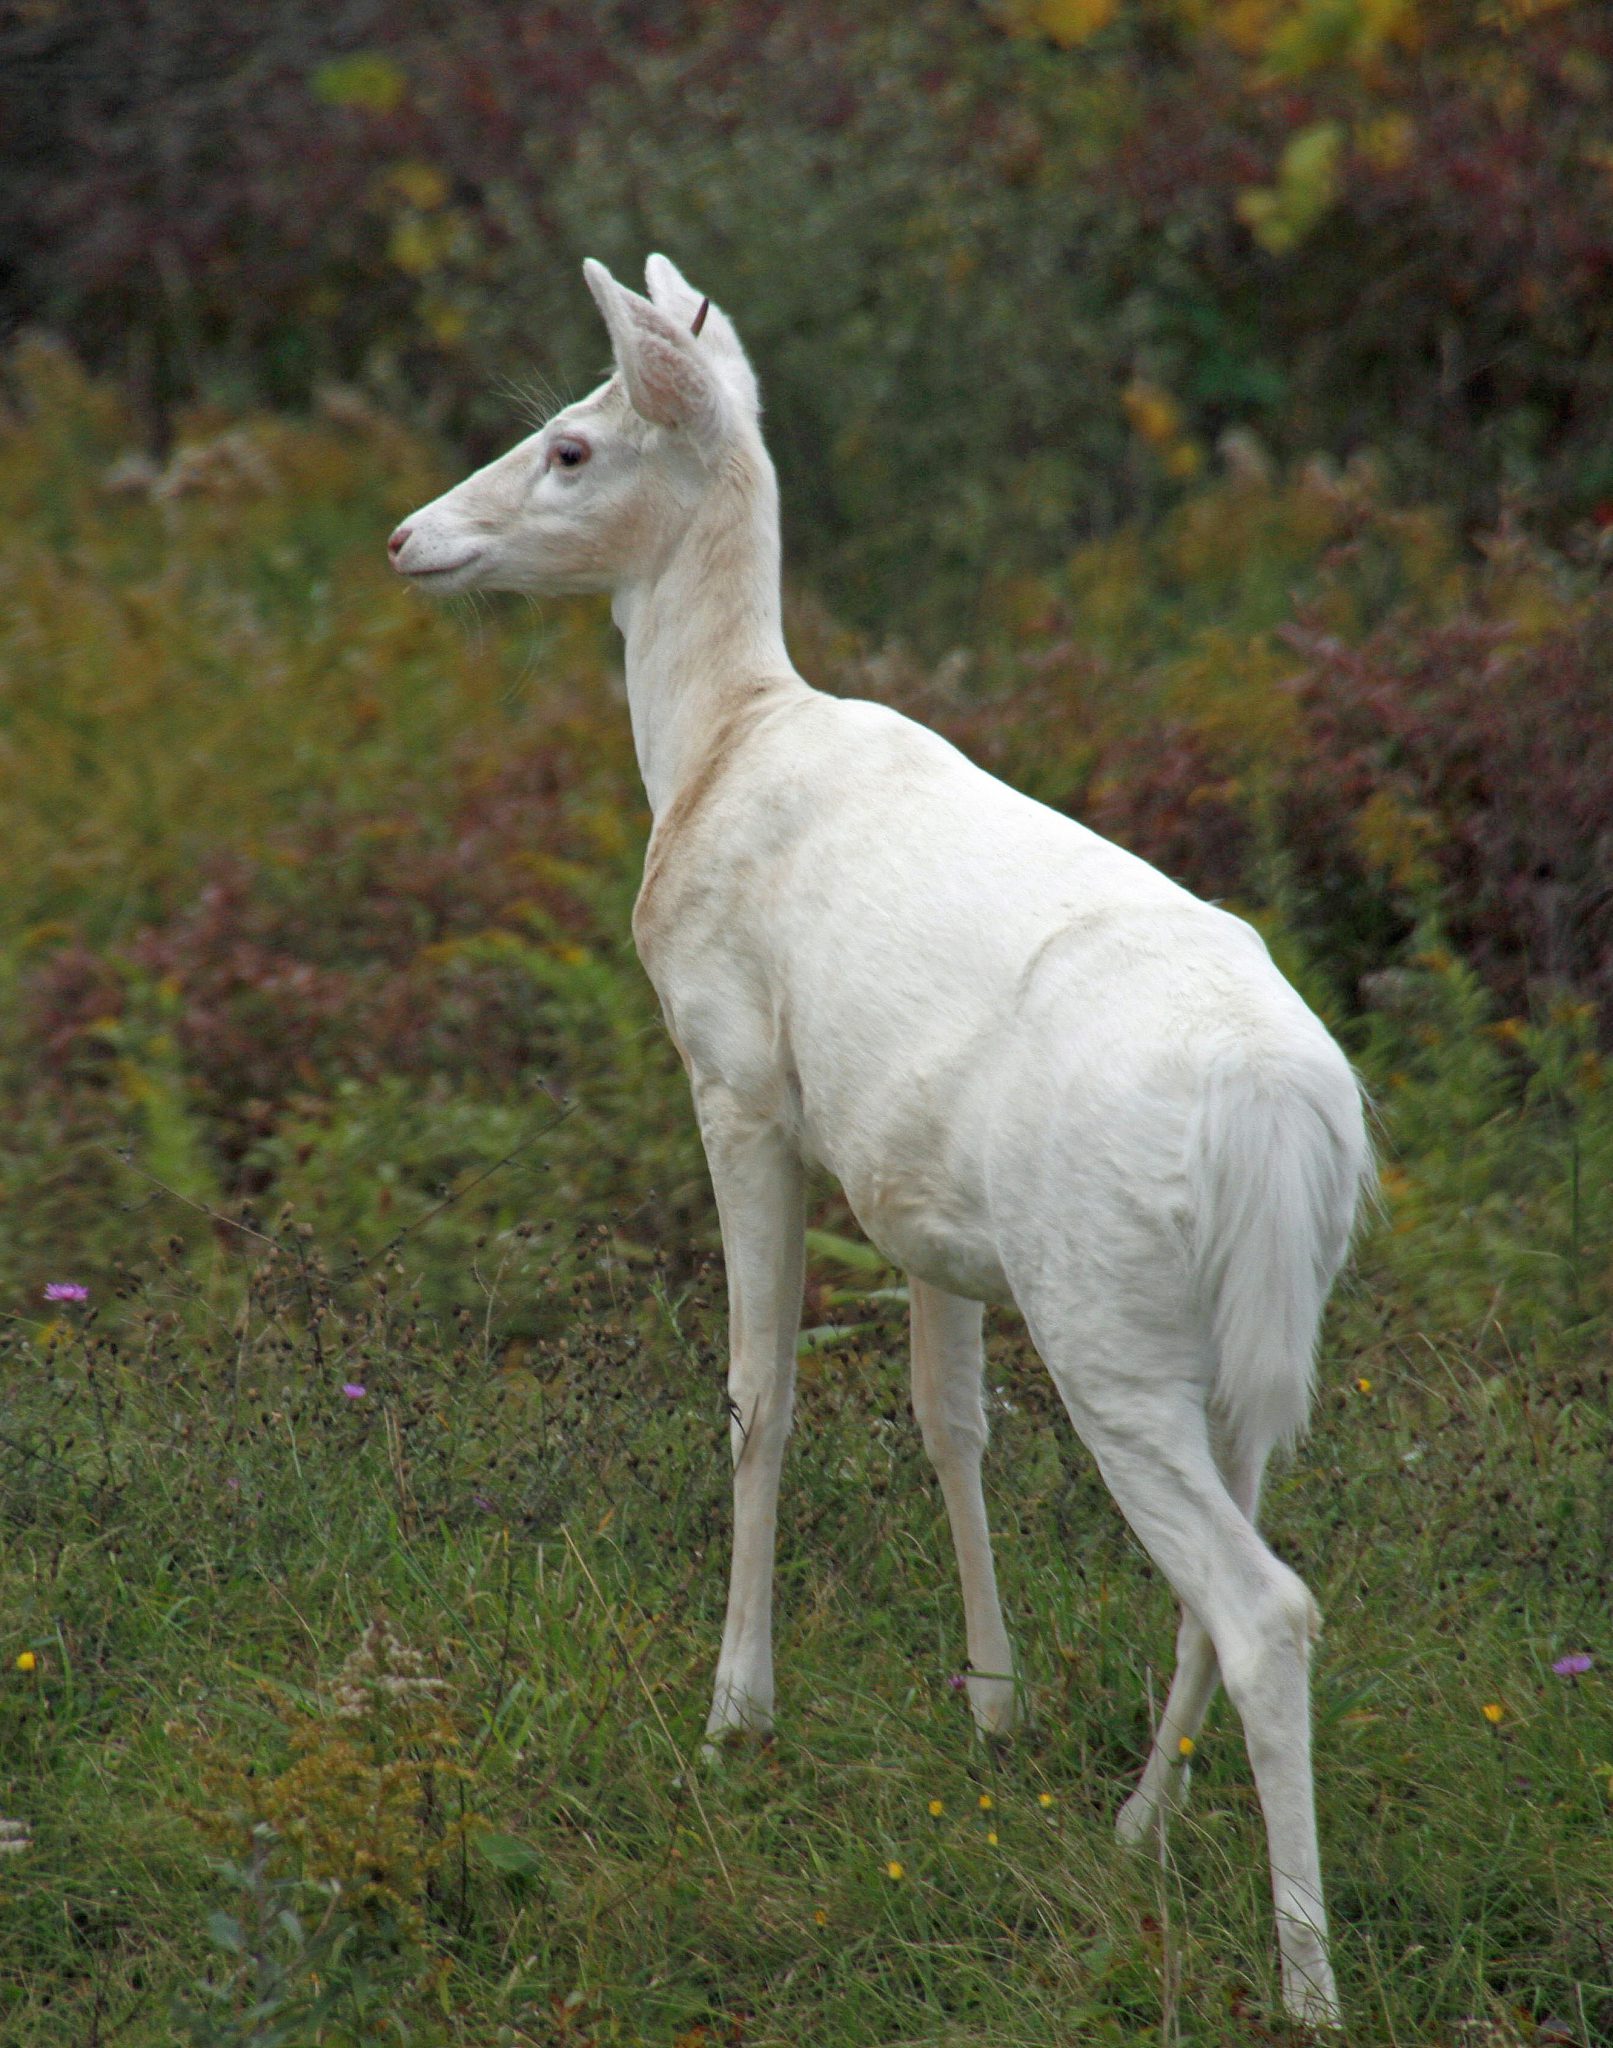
[551,437,589,471]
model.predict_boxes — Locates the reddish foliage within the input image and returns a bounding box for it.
[1095,8,1613,518]
[26,736,611,1148]
[30,944,125,1071]
[1083,724,1252,910]
[1278,600,1613,1023]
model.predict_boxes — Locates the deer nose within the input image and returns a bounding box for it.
[387,522,413,561]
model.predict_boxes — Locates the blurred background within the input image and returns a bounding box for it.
[5,0,1613,623]
[2,7,1611,2044]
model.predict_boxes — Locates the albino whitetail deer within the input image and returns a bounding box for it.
[390,256,1370,2026]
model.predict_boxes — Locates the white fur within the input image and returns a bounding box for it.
[391,256,1371,2027]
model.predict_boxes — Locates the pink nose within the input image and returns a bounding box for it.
[387,523,412,560]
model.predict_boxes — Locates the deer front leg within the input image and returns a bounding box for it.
[696,1084,806,1740]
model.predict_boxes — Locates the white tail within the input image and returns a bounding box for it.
[391,255,1370,2028]
[1193,1053,1370,1467]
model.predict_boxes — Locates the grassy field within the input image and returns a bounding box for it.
[1,348,1609,2046]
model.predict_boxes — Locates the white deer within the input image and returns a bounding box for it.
[390,256,1370,2027]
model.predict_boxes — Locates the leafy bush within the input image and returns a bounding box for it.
[5,1,1611,628]
[1279,572,1613,1026]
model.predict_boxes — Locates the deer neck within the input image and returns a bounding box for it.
[613,445,797,818]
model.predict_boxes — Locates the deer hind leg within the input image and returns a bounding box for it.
[1115,1443,1267,1850]
[909,1279,1018,1735]
[696,1087,806,1740]
[1114,1605,1221,1849]
[1035,1327,1339,2028]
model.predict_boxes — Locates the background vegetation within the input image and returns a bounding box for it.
[6,0,1613,628]
[1,3,1609,2043]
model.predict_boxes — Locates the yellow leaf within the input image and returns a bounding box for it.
[422,299,469,348]
[1237,121,1345,255]
[1209,0,1285,61]
[1163,438,1204,480]
[388,215,459,278]
[1355,112,1415,173]
[1122,381,1182,448]
[387,161,450,210]
[313,53,407,114]
[1035,0,1118,46]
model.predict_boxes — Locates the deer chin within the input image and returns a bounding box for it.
[398,547,488,590]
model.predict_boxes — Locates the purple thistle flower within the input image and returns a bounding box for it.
[1551,1652,1593,1678]
[341,1382,367,1400]
[43,1283,89,1304]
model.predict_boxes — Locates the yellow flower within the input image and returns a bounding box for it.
[813,1908,827,1926]
[14,1652,35,1674]
[927,1798,944,1818]
[986,1830,999,1845]
[885,1860,904,1881]
[1177,1735,1195,1758]
[1038,1792,1054,1809]
[1482,1702,1504,1725]
[977,1793,994,1812]
[1356,1377,1373,1394]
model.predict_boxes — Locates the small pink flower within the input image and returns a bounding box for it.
[1551,1653,1592,1678]
[947,1673,968,1693]
[341,1383,367,1400]
[44,1283,89,1304]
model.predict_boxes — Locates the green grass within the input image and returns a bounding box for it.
[3,1240,1608,2045]
[0,350,1609,2046]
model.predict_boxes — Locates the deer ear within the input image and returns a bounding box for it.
[642,252,705,326]
[583,258,725,439]
[643,254,761,416]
